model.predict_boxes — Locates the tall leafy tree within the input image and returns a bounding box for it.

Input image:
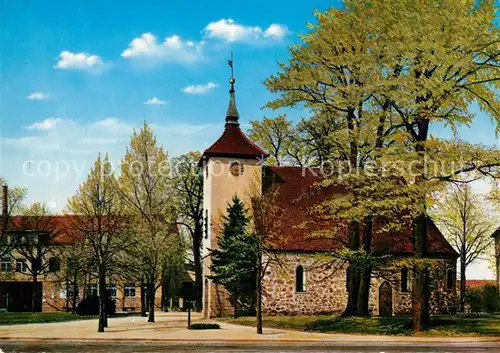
[117,122,178,323]
[210,196,257,318]
[68,153,135,332]
[432,183,496,312]
[248,115,295,166]
[171,151,204,307]
[264,1,403,318]
[265,0,499,329]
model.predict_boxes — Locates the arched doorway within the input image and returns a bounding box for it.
[379,281,392,317]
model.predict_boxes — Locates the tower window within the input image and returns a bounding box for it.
[229,161,244,177]
[295,265,306,292]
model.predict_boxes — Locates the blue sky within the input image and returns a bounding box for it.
[0,1,498,276]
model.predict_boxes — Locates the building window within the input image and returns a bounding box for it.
[446,268,454,290]
[1,257,11,272]
[68,284,78,299]
[124,284,136,297]
[295,265,306,292]
[61,284,78,300]
[16,258,28,273]
[401,267,409,292]
[88,284,98,297]
[106,284,117,298]
[60,285,67,299]
[48,257,61,272]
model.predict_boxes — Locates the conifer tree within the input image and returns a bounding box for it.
[210,196,257,318]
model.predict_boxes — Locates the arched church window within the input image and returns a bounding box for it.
[295,265,306,292]
[446,268,454,290]
[401,267,409,292]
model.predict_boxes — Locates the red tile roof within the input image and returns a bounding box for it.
[202,124,269,160]
[460,280,497,288]
[7,215,83,244]
[263,166,458,257]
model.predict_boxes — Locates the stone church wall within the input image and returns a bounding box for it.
[262,252,457,316]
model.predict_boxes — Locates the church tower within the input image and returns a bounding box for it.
[200,61,269,318]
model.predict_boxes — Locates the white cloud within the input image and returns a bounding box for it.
[26,118,65,131]
[144,97,167,105]
[54,51,104,72]
[264,23,288,39]
[182,82,219,94]
[121,33,204,64]
[204,19,288,43]
[27,92,49,100]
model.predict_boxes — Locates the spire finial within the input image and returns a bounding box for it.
[226,51,239,125]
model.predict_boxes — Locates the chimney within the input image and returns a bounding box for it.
[2,185,7,218]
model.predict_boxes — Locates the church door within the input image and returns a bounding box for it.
[379,281,392,317]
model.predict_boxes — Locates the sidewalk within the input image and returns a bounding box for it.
[0,311,499,346]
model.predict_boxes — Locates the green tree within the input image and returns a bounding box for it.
[265,0,499,330]
[432,183,496,312]
[68,153,135,332]
[171,151,204,307]
[210,196,257,319]
[117,122,177,323]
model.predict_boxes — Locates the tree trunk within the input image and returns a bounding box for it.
[32,272,38,313]
[342,107,361,317]
[343,220,361,317]
[98,271,106,332]
[140,278,147,317]
[72,273,78,314]
[161,270,167,312]
[412,213,429,331]
[460,257,466,312]
[357,216,373,316]
[193,232,203,311]
[255,245,263,335]
[233,290,238,319]
[147,283,155,322]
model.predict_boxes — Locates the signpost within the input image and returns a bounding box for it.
[181,280,195,329]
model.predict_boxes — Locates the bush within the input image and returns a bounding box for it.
[237,307,256,317]
[189,323,220,330]
[465,284,500,313]
[76,296,116,316]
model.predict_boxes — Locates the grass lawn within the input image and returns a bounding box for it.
[219,315,500,336]
[0,312,98,325]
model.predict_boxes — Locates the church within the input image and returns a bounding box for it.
[200,75,459,318]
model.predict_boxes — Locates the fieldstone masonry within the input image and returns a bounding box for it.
[261,253,457,316]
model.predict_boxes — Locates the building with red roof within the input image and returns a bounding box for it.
[201,75,459,318]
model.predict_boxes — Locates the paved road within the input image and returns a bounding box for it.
[1,341,499,353]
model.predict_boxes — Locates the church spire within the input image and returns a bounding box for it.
[225,52,239,126]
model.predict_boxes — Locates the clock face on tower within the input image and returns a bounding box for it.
[229,161,244,177]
